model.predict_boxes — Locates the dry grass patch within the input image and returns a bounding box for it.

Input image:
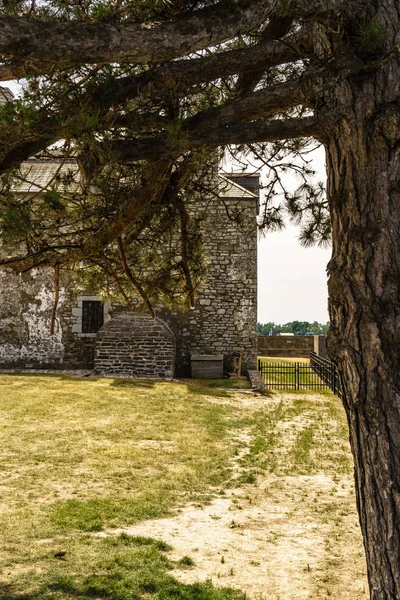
[258,356,310,363]
[0,374,367,600]
[104,389,368,600]
[0,375,244,531]
[0,374,251,599]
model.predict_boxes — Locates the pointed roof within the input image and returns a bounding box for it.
[10,158,80,194]
[0,86,14,105]
[218,173,258,199]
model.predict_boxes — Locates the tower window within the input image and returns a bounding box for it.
[82,300,104,333]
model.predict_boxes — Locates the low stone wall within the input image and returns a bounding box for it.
[94,313,175,378]
[258,335,327,358]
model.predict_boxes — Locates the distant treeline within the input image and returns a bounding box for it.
[257,321,329,336]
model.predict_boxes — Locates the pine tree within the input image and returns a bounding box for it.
[1,1,400,596]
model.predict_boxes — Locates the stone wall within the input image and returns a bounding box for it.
[0,268,109,370]
[0,175,258,376]
[94,313,175,378]
[257,335,328,358]
[313,335,328,359]
[0,267,65,368]
[258,335,315,358]
[161,192,258,376]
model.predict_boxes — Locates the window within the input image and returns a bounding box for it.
[82,300,104,333]
[72,296,110,337]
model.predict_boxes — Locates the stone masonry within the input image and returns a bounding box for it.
[0,267,65,368]
[161,178,258,375]
[257,334,328,359]
[0,267,112,370]
[0,152,258,377]
[94,313,175,378]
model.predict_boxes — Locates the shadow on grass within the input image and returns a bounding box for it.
[0,373,158,389]
[108,378,157,389]
[184,383,229,399]
[258,389,274,398]
[0,372,73,379]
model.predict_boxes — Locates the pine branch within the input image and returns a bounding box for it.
[117,237,155,318]
[0,1,296,66]
[0,161,171,271]
[106,116,322,164]
[95,255,134,309]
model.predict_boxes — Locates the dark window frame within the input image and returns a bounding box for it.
[82,300,104,333]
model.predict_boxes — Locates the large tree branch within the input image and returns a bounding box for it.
[0,28,310,86]
[0,29,301,81]
[0,0,336,66]
[235,15,293,97]
[116,77,306,133]
[105,116,321,164]
[138,32,308,98]
[0,1,291,66]
[0,31,313,175]
[0,21,307,82]
[202,115,323,146]
[185,78,308,130]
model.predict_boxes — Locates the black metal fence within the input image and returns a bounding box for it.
[309,352,342,398]
[257,352,342,397]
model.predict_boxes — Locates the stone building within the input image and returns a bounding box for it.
[0,88,258,378]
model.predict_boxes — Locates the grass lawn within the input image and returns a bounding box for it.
[258,356,310,363]
[0,373,363,599]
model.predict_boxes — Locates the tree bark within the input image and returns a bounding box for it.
[0,1,284,65]
[0,33,304,81]
[0,0,333,66]
[102,116,321,165]
[322,60,400,599]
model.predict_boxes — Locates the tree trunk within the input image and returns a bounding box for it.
[322,68,400,598]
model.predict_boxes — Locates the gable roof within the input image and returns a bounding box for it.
[218,173,258,199]
[11,159,259,201]
[10,158,80,194]
[0,86,14,105]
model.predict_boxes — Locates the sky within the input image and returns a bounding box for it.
[256,145,331,325]
[4,80,331,325]
[257,225,331,325]
[227,146,331,325]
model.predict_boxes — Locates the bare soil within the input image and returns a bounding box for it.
[102,392,368,600]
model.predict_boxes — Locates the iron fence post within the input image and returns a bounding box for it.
[255,356,341,396]
[333,365,336,396]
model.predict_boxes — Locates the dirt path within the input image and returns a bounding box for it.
[102,392,368,600]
